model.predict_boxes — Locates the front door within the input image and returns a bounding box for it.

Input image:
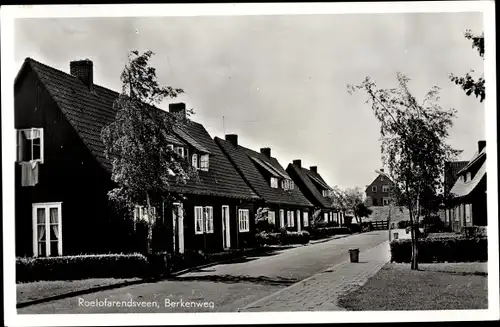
[296,209,301,231]
[172,203,185,254]
[222,205,231,249]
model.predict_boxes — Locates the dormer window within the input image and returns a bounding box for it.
[372,186,377,192]
[192,153,199,169]
[200,154,209,171]
[322,190,329,197]
[281,179,294,190]
[270,177,279,188]
[17,128,44,163]
[466,172,471,182]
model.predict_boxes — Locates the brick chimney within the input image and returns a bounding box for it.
[380,168,384,172]
[169,102,186,120]
[70,59,94,92]
[310,166,317,174]
[478,140,486,152]
[260,148,271,158]
[293,160,302,168]
[225,134,238,147]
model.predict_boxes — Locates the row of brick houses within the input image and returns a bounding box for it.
[14,57,342,257]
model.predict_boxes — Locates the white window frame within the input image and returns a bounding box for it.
[466,172,472,182]
[238,209,250,232]
[268,210,276,225]
[176,146,185,158]
[381,176,384,181]
[167,144,174,151]
[200,154,209,172]
[383,198,390,206]
[303,211,309,227]
[382,185,390,193]
[32,202,62,257]
[204,206,214,234]
[194,206,204,234]
[324,212,328,222]
[192,153,199,169]
[465,204,472,223]
[134,205,156,222]
[279,209,285,228]
[270,177,279,188]
[372,185,377,192]
[17,128,44,163]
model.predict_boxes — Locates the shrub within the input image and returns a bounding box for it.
[360,222,373,232]
[420,215,451,233]
[397,220,411,229]
[390,236,487,263]
[16,253,149,283]
[255,230,310,246]
[348,224,361,233]
[304,226,351,239]
[461,226,487,238]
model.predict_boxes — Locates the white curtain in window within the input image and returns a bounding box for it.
[37,208,46,241]
[50,208,59,240]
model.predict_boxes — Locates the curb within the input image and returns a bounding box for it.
[238,241,389,312]
[309,233,356,245]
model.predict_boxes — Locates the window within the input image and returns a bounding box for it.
[32,202,62,257]
[383,198,390,206]
[192,153,199,169]
[176,146,185,158]
[382,185,390,193]
[17,128,44,163]
[324,212,328,222]
[279,209,285,228]
[372,186,377,192]
[204,207,214,233]
[200,154,209,171]
[268,211,276,225]
[303,211,309,227]
[287,211,295,227]
[238,209,250,232]
[134,205,156,222]
[381,176,384,181]
[167,144,174,151]
[195,206,204,234]
[466,172,471,182]
[194,206,213,234]
[465,204,472,223]
[322,190,330,197]
[282,179,294,190]
[270,177,278,188]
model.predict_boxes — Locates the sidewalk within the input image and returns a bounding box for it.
[240,241,391,312]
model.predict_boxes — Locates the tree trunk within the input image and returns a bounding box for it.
[146,192,153,255]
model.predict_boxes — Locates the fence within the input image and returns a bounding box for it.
[371,219,389,231]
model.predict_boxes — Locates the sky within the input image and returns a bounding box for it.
[14,12,485,190]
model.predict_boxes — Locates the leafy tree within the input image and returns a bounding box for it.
[348,73,460,270]
[449,29,485,102]
[354,202,372,223]
[101,50,198,254]
[343,187,366,224]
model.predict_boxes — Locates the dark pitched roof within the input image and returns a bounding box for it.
[19,58,258,200]
[444,160,469,192]
[457,148,486,175]
[215,137,313,207]
[450,161,486,198]
[287,163,333,208]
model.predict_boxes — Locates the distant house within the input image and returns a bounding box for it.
[215,135,314,231]
[365,169,394,207]
[446,140,487,232]
[14,57,259,257]
[286,160,343,225]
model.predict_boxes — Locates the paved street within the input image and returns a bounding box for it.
[18,231,388,314]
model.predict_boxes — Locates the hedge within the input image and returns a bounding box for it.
[256,230,310,246]
[461,226,487,238]
[390,236,488,263]
[16,253,149,283]
[304,226,352,240]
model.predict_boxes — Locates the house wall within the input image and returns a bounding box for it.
[255,203,312,232]
[365,174,393,206]
[14,68,133,257]
[175,196,256,253]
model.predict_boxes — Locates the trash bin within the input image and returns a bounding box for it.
[349,248,360,263]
